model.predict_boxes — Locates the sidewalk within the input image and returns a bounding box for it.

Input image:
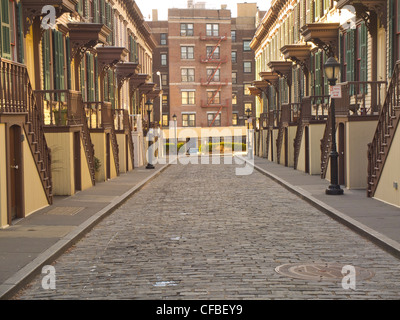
[237,155,400,259]
[0,162,170,299]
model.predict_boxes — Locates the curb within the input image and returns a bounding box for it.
[0,163,171,300]
[236,155,400,260]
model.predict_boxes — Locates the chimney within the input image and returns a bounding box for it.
[188,0,194,8]
[152,9,158,21]
[221,4,227,10]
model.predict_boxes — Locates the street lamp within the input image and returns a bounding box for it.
[245,108,252,158]
[145,99,155,169]
[324,56,343,195]
[156,71,162,129]
[172,114,177,156]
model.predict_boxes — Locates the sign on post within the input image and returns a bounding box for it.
[330,85,342,99]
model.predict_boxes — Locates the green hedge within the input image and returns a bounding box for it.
[199,142,246,152]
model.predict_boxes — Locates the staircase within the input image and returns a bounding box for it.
[124,110,135,169]
[320,107,333,179]
[293,97,311,170]
[367,62,400,197]
[0,58,53,203]
[265,129,270,159]
[276,125,285,165]
[110,124,120,176]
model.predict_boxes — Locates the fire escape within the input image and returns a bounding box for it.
[200,33,228,126]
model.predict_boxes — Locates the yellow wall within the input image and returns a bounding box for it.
[374,122,400,207]
[346,120,378,189]
[110,138,117,179]
[309,124,325,175]
[23,131,49,216]
[117,134,127,173]
[287,126,296,167]
[297,126,306,173]
[80,139,93,191]
[91,132,106,182]
[0,124,7,227]
[45,132,74,195]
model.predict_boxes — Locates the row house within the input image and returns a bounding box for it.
[0,0,158,228]
[251,0,400,207]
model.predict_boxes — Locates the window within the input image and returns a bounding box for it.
[245,103,252,113]
[243,40,251,51]
[181,68,195,82]
[162,114,169,127]
[207,68,220,82]
[244,61,252,73]
[232,72,237,84]
[207,91,220,104]
[181,46,194,59]
[206,24,219,37]
[232,113,238,126]
[161,54,167,66]
[231,30,236,42]
[161,74,168,86]
[244,84,251,95]
[232,93,237,105]
[207,113,221,126]
[232,51,237,63]
[182,91,195,105]
[206,46,220,59]
[160,33,167,45]
[181,23,194,36]
[162,95,168,106]
[182,114,196,127]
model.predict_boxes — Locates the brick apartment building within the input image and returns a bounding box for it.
[149,2,260,131]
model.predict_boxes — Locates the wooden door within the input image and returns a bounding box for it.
[338,123,345,186]
[9,125,23,221]
[73,132,81,191]
[305,126,310,174]
[106,133,110,180]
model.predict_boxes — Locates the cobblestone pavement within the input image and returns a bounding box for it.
[14,160,400,299]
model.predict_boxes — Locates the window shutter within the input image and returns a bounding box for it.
[80,58,86,101]
[16,2,24,63]
[108,69,114,108]
[310,52,315,96]
[66,36,71,89]
[93,0,99,23]
[1,0,11,59]
[42,30,51,90]
[389,0,394,75]
[86,52,95,101]
[94,55,98,101]
[315,51,321,98]
[100,0,106,24]
[346,29,355,95]
[360,22,368,94]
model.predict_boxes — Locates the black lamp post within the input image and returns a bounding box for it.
[245,108,252,158]
[324,56,343,195]
[145,99,155,169]
[172,114,177,155]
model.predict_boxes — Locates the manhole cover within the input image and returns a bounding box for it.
[275,263,374,282]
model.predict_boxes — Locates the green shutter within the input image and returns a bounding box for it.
[77,0,83,16]
[66,36,71,89]
[94,55,98,101]
[1,0,11,59]
[86,52,95,101]
[93,0,100,23]
[16,2,24,63]
[108,69,114,108]
[53,30,65,91]
[80,58,86,101]
[360,22,368,94]
[346,29,355,95]
[42,30,51,92]
[315,51,321,100]
[100,0,106,24]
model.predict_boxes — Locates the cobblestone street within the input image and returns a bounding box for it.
[15,160,400,299]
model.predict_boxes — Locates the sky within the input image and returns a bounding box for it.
[135,0,272,21]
